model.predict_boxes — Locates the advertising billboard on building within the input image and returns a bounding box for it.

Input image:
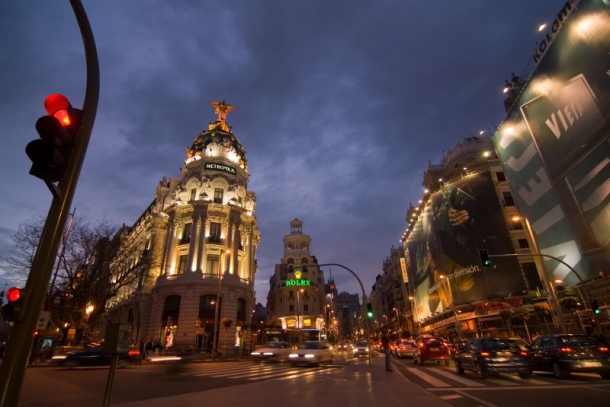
[494,0,610,285]
[404,172,527,321]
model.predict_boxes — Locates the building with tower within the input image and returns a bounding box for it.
[102,101,260,354]
[266,219,327,332]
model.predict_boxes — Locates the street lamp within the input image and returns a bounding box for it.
[511,215,565,333]
[212,249,230,357]
[296,289,304,329]
[392,307,400,330]
[83,303,94,344]
[408,296,421,335]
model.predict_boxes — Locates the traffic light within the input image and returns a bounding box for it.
[26,94,82,183]
[366,303,373,319]
[479,250,491,267]
[1,287,27,322]
[591,299,601,315]
[590,317,598,327]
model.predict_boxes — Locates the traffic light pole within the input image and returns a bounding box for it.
[317,263,372,366]
[0,1,99,406]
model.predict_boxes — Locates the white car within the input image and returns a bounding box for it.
[289,341,334,365]
[250,341,293,362]
[352,341,370,358]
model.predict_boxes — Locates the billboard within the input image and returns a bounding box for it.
[494,0,610,285]
[405,172,527,321]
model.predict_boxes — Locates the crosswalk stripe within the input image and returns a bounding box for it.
[406,367,451,387]
[432,368,485,387]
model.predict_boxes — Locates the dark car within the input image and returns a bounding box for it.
[528,334,610,379]
[413,335,450,366]
[59,350,131,368]
[455,338,532,379]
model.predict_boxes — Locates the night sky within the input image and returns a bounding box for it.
[0,1,568,303]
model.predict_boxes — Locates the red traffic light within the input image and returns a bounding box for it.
[44,94,72,126]
[6,287,21,302]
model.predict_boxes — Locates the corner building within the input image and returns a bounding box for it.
[266,219,327,331]
[105,102,260,353]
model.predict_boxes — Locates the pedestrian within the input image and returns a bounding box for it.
[381,331,392,372]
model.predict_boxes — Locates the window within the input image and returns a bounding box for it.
[289,305,294,313]
[190,188,197,201]
[522,262,542,290]
[237,298,246,323]
[304,305,309,313]
[199,294,217,322]
[496,172,506,182]
[209,222,221,243]
[163,295,181,326]
[181,223,192,244]
[214,188,223,204]
[177,254,188,274]
[503,191,515,206]
[206,254,219,276]
[517,239,529,249]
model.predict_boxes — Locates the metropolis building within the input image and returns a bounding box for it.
[102,102,260,352]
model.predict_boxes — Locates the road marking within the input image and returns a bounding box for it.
[406,367,451,387]
[433,369,485,387]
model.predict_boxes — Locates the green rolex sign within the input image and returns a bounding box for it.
[285,279,311,287]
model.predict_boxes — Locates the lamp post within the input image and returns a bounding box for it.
[439,275,461,340]
[511,215,566,333]
[296,289,304,329]
[408,296,421,335]
[392,307,400,330]
[83,303,94,344]
[212,249,230,357]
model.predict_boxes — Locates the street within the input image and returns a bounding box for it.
[390,356,610,407]
[14,353,610,407]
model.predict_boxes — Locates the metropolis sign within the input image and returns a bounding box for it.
[285,279,311,287]
[205,163,236,174]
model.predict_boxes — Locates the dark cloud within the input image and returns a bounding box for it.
[0,0,567,302]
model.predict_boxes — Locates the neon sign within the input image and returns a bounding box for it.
[285,279,311,287]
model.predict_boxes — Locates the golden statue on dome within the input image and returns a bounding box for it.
[209,100,235,132]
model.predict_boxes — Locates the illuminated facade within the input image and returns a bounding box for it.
[103,102,260,352]
[397,136,546,340]
[266,219,327,330]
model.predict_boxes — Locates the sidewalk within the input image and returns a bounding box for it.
[114,354,452,407]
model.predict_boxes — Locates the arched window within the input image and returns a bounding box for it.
[199,294,218,323]
[162,295,181,326]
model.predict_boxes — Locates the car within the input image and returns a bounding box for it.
[59,350,131,368]
[336,342,350,351]
[250,341,293,362]
[396,340,416,359]
[352,341,370,358]
[413,335,450,366]
[288,341,334,365]
[454,338,532,379]
[528,334,610,379]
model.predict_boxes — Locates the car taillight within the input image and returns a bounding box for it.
[519,351,528,357]
[480,351,490,357]
[419,343,425,348]
[559,347,574,354]
[600,346,609,352]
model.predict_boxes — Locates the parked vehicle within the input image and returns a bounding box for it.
[528,334,610,379]
[395,340,416,359]
[413,335,450,366]
[455,338,532,379]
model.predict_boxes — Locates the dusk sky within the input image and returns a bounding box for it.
[0,1,568,304]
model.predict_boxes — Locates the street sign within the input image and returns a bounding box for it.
[36,312,51,330]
